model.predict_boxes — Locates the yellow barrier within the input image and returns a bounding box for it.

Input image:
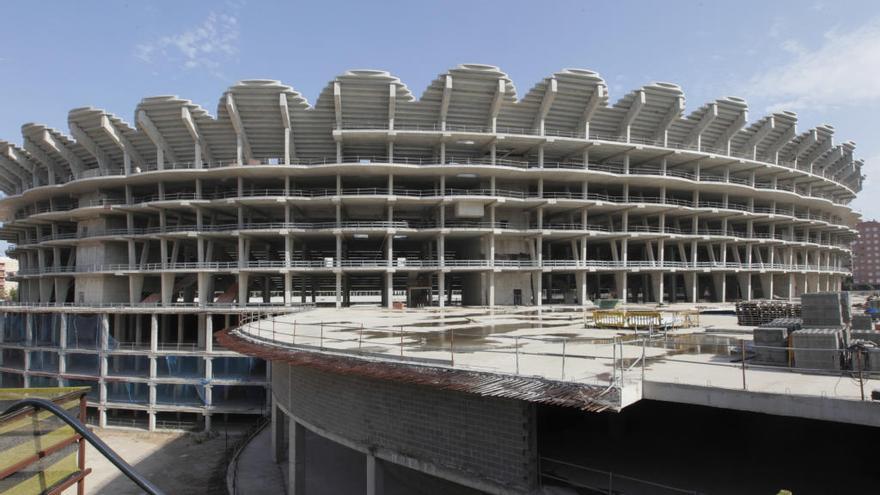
[0,387,89,495]
[590,310,700,329]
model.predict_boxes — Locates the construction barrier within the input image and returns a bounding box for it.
[589,310,699,329]
[0,387,90,494]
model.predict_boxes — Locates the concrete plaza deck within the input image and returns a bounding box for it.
[233,305,880,426]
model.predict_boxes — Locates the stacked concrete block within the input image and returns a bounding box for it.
[800,292,848,327]
[760,318,802,331]
[851,330,880,346]
[851,331,880,374]
[791,328,842,371]
[753,327,790,365]
[754,318,801,365]
[851,314,874,330]
[842,292,852,324]
[865,348,880,373]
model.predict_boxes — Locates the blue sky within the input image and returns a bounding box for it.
[0,0,878,219]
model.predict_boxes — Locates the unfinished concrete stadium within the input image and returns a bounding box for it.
[0,64,865,445]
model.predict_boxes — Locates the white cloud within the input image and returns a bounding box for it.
[135,12,239,75]
[746,18,880,112]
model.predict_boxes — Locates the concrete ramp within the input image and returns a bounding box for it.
[216,283,239,303]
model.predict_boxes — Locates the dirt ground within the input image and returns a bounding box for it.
[65,427,245,494]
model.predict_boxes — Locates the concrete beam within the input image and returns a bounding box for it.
[488,78,505,132]
[794,129,818,162]
[533,77,557,134]
[715,109,748,154]
[765,123,797,163]
[578,84,605,137]
[684,103,718,147]
[333,81,343,130]
[181,106,214,165]
[388,83,396,130]
[279,93,295,162]
[618,89,645,139]
[815,145,844,172]
[137,110,179,164]
[0,158,21,191]
[23,137,65,181]
[439,75,452,129]
[740,115,773,159]
[69,122,111,173]
[803,132,834,167]
[653,96,684,142]
[1,147,33,185]
[100,115,145,169]
[0,156,22,184]
[40,129,85,176]
[225,94,253,162]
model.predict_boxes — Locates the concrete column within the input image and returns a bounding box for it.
[239,273,249,306]
[271,402,285,463]
[150,314,158,353]
[536,237,543,306]
[336,234,343,308]
[367,454,385,495]
[438,235,446,308]
[284,273,293,307]
[203,316,213,353]
[289,421,306,495]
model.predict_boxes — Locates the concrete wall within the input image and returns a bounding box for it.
[74,276,130,304]
[493,272,534,306]
[644,381,880,428]
[272,361,539,494]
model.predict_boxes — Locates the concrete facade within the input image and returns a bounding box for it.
[0,64,865,430]
[852,219,880,287]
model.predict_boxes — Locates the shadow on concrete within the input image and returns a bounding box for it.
[539,399,880,494]
[82,427,247,495]
[232,426,285,495]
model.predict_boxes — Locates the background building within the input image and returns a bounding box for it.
[0,65,864,430]
[0,256,18,299]
[852,220,880,288]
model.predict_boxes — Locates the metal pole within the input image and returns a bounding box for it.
[561,339,566,380]
[857,348,865,401]
[741,339,747,390]
[292,320,297,345]
[515,336,520,374]
[611,337,616,386]
[400,325,404,357]
[450,328,455,366]
[320,321,324,350]
[641,336,646,383]
[359,323,363,352]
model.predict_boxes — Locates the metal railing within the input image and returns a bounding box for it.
[6,147,855,210]
[1,397,165,495]
[16,214,850,250]
[10,260,850,276]
[541,456,700,494]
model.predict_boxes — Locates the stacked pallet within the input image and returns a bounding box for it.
[735,300,801,326]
